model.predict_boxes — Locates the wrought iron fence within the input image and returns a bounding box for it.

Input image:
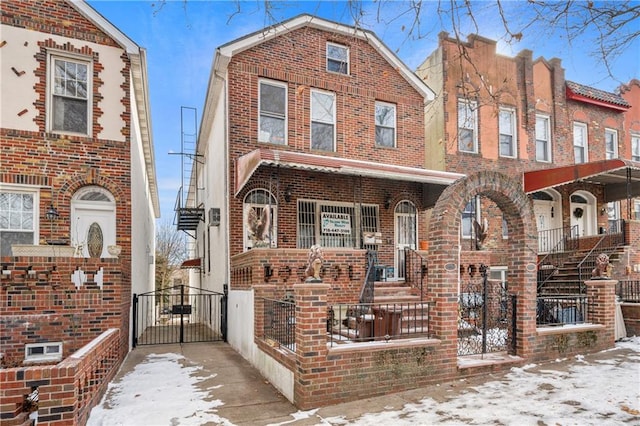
[262,297,296,351]
[616,280,640,302]
[536,296,590,326]
[404,247,426,300]
[327,302,431,346]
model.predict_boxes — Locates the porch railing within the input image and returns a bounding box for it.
[538,225,579,254]
[404,247,426,300]
[616,280,640,302]
[536,296,590,326]
[262,297,295,351]
[327,301,431,346]
[577,220,626,290]
[359,250,377,304]
[537,225,579,293]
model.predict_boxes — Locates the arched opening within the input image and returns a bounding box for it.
[71,186,116,258]
[243,188,277,250]
[532,188,562,252]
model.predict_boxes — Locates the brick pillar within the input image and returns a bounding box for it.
[585,279,617,347]
[293,282,330,410]
[253,285,276,341]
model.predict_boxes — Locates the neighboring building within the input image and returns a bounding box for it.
[1,0,158,422]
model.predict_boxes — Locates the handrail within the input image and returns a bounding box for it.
[404,247,426,301]
[537,225,578,293]
[577,220,626,291]
[359,250,376,304]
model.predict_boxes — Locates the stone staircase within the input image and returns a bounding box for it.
[538,246,625,296]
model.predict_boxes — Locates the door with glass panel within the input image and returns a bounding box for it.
[394,201,417,280]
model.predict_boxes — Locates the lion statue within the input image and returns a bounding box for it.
[591,253,610,279]
[305,244,324,281]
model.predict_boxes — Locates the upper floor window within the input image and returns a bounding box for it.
[258,80,287,144]
[49,54,90,135]
[311,90,335,151]
[461,197,480,239]
[573,122,588,164]
[605,128,618,159]
[458,99,478,153]
[375,102,396,147]
[632,134,640,161]
[0,187,39,257]
[243,189,277,250]
[326,42,349,74]
[535,114,551,162]
[499,107,516,158]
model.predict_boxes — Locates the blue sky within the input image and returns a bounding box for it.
[86,0,640,223]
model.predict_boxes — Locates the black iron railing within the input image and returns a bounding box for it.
[536,296,590,326]
[538,225,579,254]
[359,250,377,304]
[577,222,626,290]
[262,297,296,351]
[327,302,431,346]
[616,280,640,302]
[404,247,427,300]
[537,225,579,293]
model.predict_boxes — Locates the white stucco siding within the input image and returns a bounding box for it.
[0,24,126,141]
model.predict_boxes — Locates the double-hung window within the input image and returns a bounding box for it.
[311,90,335,151]
[605,128,618,159]
[632,134,640,161]
[499,107,516,157]
[461,197,479,239]
[375,101,396,147]
[0,187,39,257]
[49,54,90,134]
[573,122,588,163]
[326,42,349,74]
[458,99,478,153]
[535,114,551,162]
[258,80,287,144]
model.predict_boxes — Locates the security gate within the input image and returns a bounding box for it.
[458,265,516,356]
[133,285,226,347]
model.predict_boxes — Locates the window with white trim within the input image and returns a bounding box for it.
[632,134,640,161]
[311,90,335,151]
[461,197,480,239]
[634,200,640,220]
[458,99,478,153]
[297,200,378,249]
[326,42,349,74]
[605,128,618,159]
[49,54,90,135]
[258,80,287,144]
[499,107,516,157]
[535,114,551,162]
[375,101,396,147]
[243,189,277,250]
[0,187,39,257]
[25,342,62,362]
[573,122,588,163]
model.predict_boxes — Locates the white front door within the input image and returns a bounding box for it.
[534,201,555,252]
[570,192,596,237]
[394,201,417,280]
[70,186,116,258]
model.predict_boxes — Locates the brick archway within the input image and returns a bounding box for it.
[427,171,538,359]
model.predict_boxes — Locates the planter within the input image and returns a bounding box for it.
[11,244,75,257]
[419,240,429,250]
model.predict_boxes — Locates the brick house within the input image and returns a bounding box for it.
[1,0,158,423]
[178,16,629,409]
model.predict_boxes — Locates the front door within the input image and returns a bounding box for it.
[532,191,561,253]
[394,201,417,280]
[570,192,595,237]
[70,186,116,258]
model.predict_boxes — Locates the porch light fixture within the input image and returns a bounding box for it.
[384,194,391,210]
[284,186,292,203]
[45,204,59,221]
[600,206,607,216]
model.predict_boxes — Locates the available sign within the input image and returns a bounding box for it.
[321,212,351,234]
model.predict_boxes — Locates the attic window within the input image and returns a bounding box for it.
[327,42,349,75]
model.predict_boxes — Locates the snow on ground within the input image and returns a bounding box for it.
[88,337,640,426]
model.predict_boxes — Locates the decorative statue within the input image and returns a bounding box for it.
[305,244,324,282]
[473,217,489,250]
[591,253,610,279]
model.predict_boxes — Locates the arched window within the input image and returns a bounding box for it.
[71,186,116,258]
[243,189,277,250]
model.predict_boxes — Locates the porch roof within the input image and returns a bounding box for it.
[523,159,640,202]
[180,258,201,269]
[235,148,465,197]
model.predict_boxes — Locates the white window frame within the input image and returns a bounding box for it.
[605,128,618,159]
[573,122,588,164]
[634,199,640,220]
[47,51,92,135]
[498,107,517,158]
[0,185,40,256]
[258,79,287,145]
[461,197,480,239]
[310,89,336,152]
[632,134,640,161]
[375,101,396,148]
[458,99,478,153]
[326,42,349,75]
[535,114,552,162]
[25,342,63,363]
[243,189,277,251]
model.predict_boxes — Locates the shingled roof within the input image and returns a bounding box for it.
[566,80,630,110]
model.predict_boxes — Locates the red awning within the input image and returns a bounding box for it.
[180,258,201,269]
[235,148,465,196]
[523,159,640,202]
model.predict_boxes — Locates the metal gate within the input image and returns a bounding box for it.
[458,265,516,356]
[133,285,226,347]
